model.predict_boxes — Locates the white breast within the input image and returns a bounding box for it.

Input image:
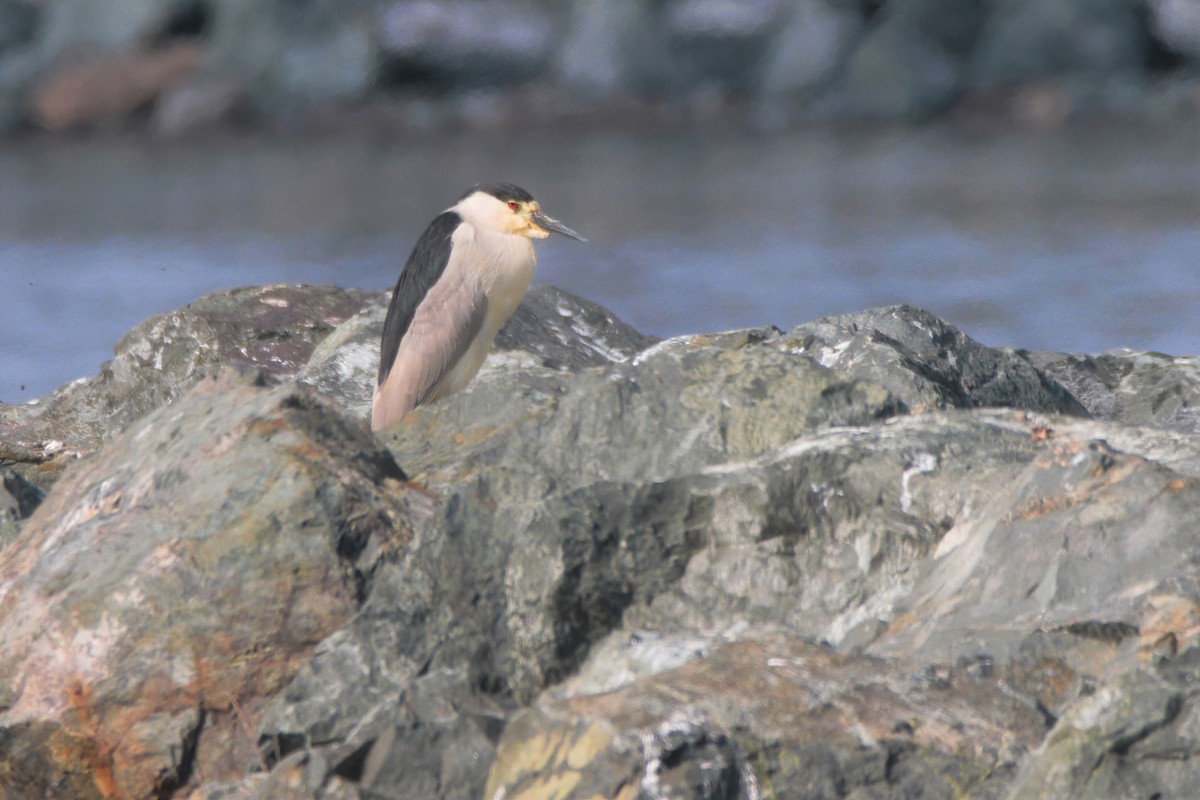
[436,222,536,396]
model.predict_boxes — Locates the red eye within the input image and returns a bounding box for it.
[507,201,520,212]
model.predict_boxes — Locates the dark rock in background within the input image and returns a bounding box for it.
[0,0,1196,131]
[377,0,557,89]
[207,0,379,112]
[970,0,1152,90]
[4,282,1200,798]
[834,0,985,119]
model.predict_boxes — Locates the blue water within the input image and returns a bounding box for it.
[1,125,1197,401]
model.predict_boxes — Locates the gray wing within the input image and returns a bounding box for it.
[371,265,487,431]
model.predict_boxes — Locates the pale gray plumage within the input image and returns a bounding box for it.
[371,184,584,431]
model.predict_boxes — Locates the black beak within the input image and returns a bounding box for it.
[532,211,586,242]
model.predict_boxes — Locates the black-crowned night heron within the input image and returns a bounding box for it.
[371,183,585,431]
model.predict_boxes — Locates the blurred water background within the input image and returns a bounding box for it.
[0,0,1198,402]
[2,123,1196,402]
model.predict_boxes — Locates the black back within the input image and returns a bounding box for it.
[378,210,461,386]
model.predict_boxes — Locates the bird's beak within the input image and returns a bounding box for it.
[531,211,586,242]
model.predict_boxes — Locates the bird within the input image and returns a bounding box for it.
[371,183,585,431]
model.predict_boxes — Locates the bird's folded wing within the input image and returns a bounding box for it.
[372,271,487,429]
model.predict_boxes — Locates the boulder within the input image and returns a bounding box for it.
[488,634,1046,800]
[0,284,372,488]
[297,284,659,423]
[662,0,786,92]
[780,305,1087,415]
[1150,0,1200,61]
[0,0,38,57]
[32,43,203,130]
[7,285,1200,800]
[1028,348,1200,434]
[0,369,426,799]
[377,0,557,88]
[554,0,662,98]
[831,0,985,119]
[33,0,188,56]
[0,469,42,548]
[755,0,864,125]
[207,0,379,111]
[970,0,1151,89]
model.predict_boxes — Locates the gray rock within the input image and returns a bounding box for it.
[0,369,428,799]
[11,284,1200,800]
[296,284,659,424]
[1150,0,1200,61]
[151,77,245,137]
[1005,650,1200,799]
[1028,348,1200,433]
[0,284,371,488]
[33,0,187,57]
[554,0,663,98]
[259,312,904,794]
[781,304,1087,415]
[0,0,38,56]
[755,0,864,124]
[970,0,1150,89]
[870,434,1200,716]
[0,469,42,548]
[663,0,786,92]
[208,0,379,110]
[488,634,1046,800]
[377,0,556,87]
[832,0,985,118]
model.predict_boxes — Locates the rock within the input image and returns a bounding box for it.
[832,0,985,119]
[970,0,1151,89]
[0,369,426,799]
[554,0,662,98]
[152,77,245,137]
[33,0,191,56]
[11,284,1200,799]
[0,469,42,548]
[1028,349,1200,433]
[1006,649,1200,799]
[493,283,661,369]
[208,0,378,111]
[377,0,556,87]
[1150,0,1200,61]
[781,305,1087,415]
[487,634,1046,800]
[258,312,905,795]
[296,284,659,425]
[754,0,863,125]
[31,43,204,130]
[0,0,38,56]
[871,436,1200,689]
[662,0,786,92]
[0,284,372,488]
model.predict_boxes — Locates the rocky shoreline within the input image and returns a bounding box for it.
[2,282,1200,798]
[1,0,1198,136]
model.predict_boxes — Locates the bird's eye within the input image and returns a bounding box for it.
[507,201,520,212]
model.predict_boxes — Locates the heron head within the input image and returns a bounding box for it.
[460,183,586,242]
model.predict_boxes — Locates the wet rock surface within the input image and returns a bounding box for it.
[3,282,1200,798]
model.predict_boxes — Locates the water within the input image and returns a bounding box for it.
[1,125,1197,402]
